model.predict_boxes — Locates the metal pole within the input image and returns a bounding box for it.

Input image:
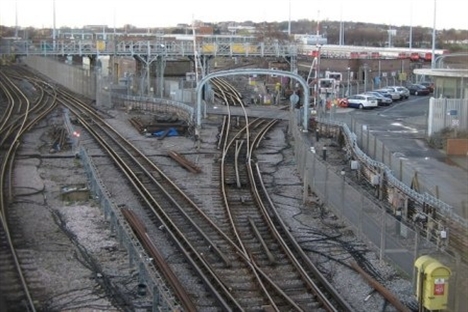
[346,67,350,96]
[409,1,413,50]
[364,65,368,92]
[14,0,18,38]
[52,0,56,50]
[431,0,437,69]
[378,60,381,79]
[159,57,164,98]
[316,45,322,114]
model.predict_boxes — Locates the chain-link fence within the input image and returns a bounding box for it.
[290,117,468,311]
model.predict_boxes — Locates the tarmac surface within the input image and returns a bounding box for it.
[204,100,468,220]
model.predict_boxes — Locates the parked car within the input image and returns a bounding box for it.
[364,91,393,106]
[386,86,410,99]
[419,82,434,93]
[376,88,401,101]
[346,94,378,109]
[373,89,396,101]
[407,84,431,96]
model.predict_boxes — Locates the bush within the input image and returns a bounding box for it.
[428,128,468,149]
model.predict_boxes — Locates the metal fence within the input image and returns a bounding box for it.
[64,111,180,311]
[25,55,468,310]
[347,115,466,220]
[23,56,96,99]
[290,116,468,311]
[428,98,468,136]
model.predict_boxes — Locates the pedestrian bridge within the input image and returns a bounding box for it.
[0,38,299,59]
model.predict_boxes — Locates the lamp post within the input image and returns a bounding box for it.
[431,0,437,69]
[363,64,368,92]
[346,67,350,96]
[315,44,322,113]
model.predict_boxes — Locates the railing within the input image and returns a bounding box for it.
[0,39,299,58]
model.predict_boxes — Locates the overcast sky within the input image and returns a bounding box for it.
[1,0,467,30]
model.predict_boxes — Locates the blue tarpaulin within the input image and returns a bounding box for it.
[152,128,179,137]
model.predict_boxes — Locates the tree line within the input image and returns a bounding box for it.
[1,19,467,52]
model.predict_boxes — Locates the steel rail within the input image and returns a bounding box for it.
[0,68,57,312]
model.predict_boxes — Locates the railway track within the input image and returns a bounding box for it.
[213,79,354,311]
[0,66,58,311]
[49,75,353,310]
[0,65,420,311]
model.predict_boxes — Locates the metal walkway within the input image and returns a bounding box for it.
[0,39,299,58]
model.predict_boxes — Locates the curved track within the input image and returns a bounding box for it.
[214,78,354,311]
[0,66,362,311]
[0,66,58,311]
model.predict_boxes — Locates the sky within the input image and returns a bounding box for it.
[1,0,467,31]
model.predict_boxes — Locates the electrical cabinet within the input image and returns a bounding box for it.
[414,255,451,311]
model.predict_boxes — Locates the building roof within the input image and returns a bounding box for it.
[414,68,468,78]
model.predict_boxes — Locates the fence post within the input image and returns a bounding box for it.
[359,193,364,237]
[381,143,385,163]
[455,252,461,312]
[373,135,377,159]
[303,162,309,204]
[311,152,316,190]
[398,158,402,181]
[324,165,329,206]
[379,205,386,264]
[412,232,420,291]
[366,126,370,154]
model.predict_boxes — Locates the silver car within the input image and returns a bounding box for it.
[346,94,378,109]
[376,88,401,101]
[387,86,410,99]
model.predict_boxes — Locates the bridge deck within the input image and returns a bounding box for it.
[0,39,299,58]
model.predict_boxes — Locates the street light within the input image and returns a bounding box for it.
[431,0,437,69]
[363,64,368,92]
[315,44,322,113]
[346,67,350,96]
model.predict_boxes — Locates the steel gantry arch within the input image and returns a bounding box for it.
[195,68,310,130]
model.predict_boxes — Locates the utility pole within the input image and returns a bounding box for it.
[431,0,437,69]
[53,0,56,50]
[339,3,344,45]
[409,0,413,50]
[15,0,18,38]
[192,16,199,85]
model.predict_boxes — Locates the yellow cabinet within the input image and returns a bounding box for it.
[414,255,451,311]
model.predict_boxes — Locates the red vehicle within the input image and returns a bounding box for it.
[422,52,432,62]
[398,52,410,59]
[410,52,420,62]
[420,82,434,93]
[310,50,320,58]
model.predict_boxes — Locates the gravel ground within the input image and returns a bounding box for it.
[10,105,418,311]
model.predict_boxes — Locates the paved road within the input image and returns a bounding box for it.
[341,95,467,218]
